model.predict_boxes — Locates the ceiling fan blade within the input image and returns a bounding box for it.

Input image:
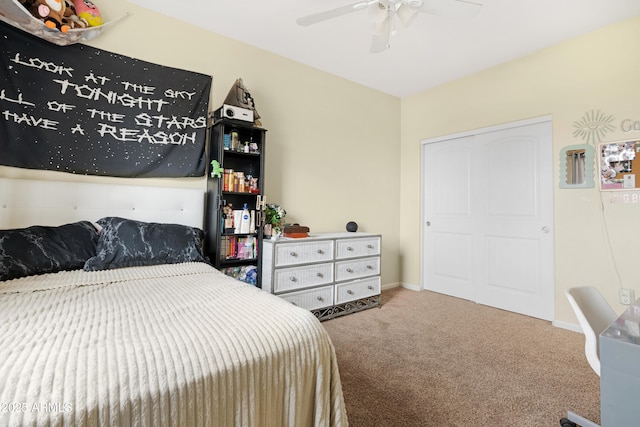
[370,17,390,53]
[296,1,375,26]
[396,5,419,27]
[417,0,482,19]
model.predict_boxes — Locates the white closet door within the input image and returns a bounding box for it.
[423,135,478,301]
[422,119,554,320]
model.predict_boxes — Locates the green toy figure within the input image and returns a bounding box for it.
[210,160,223,179]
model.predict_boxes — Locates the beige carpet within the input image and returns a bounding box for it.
[322,287,600,427]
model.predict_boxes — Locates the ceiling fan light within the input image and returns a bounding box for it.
[406,0,423,7]
[369,2,389,23]
[371,20,386,34]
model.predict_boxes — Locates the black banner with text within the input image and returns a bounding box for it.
[0,21,211,177]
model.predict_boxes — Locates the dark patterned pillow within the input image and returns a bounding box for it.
[83,217,207,271]
[0,221,99,281]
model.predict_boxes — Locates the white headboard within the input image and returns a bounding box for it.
[0,178,205,230]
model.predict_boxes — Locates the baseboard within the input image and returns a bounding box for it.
[553,319,582,333]
[381,282,401,291]
[381,282,421,292]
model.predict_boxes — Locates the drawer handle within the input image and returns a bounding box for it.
[317,249,324,254]
[367,244,374,249]
[290,252,297,257]
[317,296,324,301]
[346,268,353,273]
[316,272,323,278]
[347,290,354,295]
[367,285,374,290]
[289,277,297,282]
[367,265,373,269]
[347,247,353,251]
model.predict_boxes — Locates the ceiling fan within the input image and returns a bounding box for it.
[296,0,482,53]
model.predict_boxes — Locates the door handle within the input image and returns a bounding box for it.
[426,221,431,226]
[542,226,550,233]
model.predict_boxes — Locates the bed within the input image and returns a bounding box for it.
[0,178,348,427]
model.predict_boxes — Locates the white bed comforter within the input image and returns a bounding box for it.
[0,262,348,427]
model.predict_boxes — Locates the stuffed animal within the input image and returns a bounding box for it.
[73,0,102,27]
[27,0,73,33]
[63,0,87,28]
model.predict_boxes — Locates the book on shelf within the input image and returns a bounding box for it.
[219,235,258,261]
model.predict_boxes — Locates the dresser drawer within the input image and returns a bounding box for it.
[335,277,381,304]
[273,263,334,293]
[335,236,381,259]
[274,240,334,267]
[335,256,380,282]
[280,285,334,310]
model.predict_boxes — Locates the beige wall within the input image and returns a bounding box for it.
[401,16,640,324]
[0,0,402,287]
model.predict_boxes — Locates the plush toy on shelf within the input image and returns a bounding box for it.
[63,0,88,28]
[73,0,102,27]
[23,0,74,33]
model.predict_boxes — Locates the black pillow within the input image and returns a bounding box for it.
[0,221,99,281]
[84,217,207,271]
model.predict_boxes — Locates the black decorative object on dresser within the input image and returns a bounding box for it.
[262,233,381,320]
[204,118,266,286]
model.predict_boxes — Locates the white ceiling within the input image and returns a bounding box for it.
[128,0,640,98]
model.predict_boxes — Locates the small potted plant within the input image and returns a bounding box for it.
[264,204,286,239]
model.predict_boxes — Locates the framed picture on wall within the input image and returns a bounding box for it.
[598,139,640,190]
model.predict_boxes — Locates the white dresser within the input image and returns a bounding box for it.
[261,233,381,320]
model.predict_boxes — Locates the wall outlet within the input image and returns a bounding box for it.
[620,288,635,305]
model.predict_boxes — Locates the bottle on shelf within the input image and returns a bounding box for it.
[243,236,255,259]
[250,210,256,233]
[230,129,239,150]
[240,203,251,234]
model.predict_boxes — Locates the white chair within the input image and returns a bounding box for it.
[560,286,617,427]
[565,286,617,376]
